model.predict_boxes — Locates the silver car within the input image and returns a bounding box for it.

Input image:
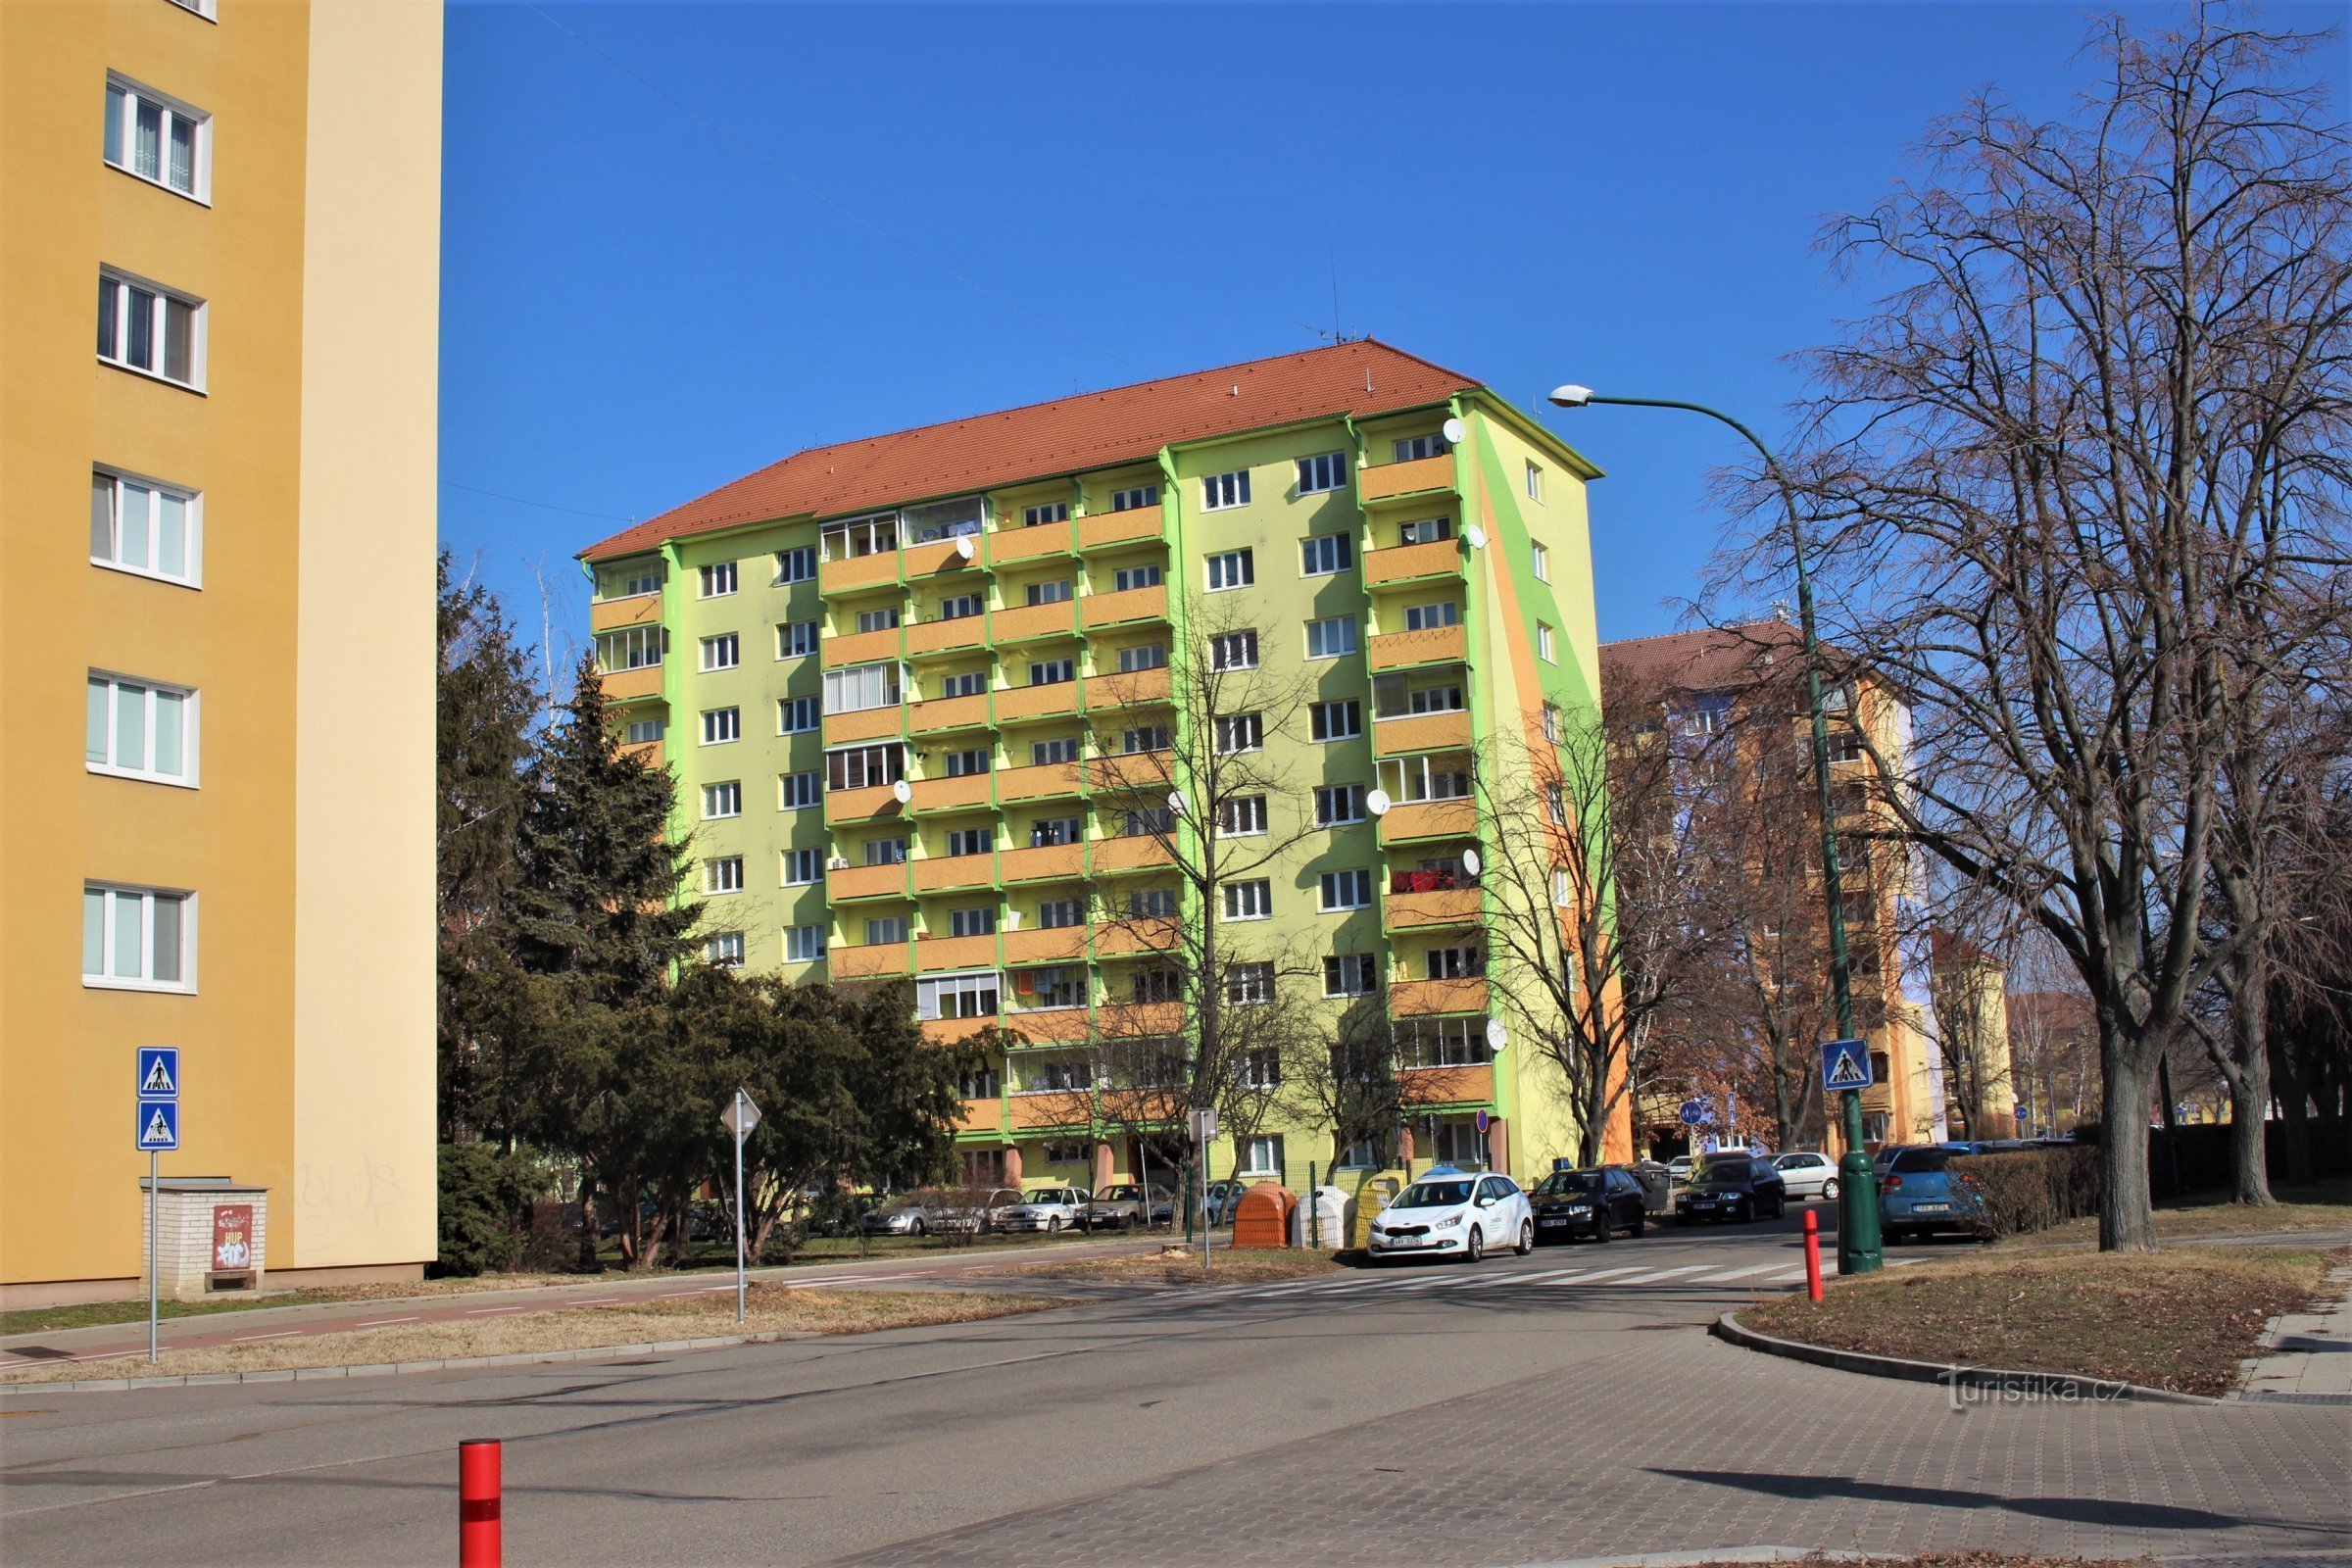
[1772,1151,1841,1200]
[992,1186,1091,1233]
[860,1191,951,1237]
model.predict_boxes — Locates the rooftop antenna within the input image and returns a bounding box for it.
[1772,597,1792,621]
[1330,242,1343,344]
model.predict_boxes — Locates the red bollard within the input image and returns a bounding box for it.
[460,1439,502,1568]
[1802,1209,1825,1302]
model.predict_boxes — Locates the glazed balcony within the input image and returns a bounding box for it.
[830,940,911,979]
[1079,584,1166,630]
[907,773,993,813]
[912,856,995,894]
[1390,977,1490,1016]
[821,627,902,667]
[1363,538,1463,586]
[987,526,1074,567]
[1000,843,1085,883]
[601,664,663,703]
[1373,710,1473,757]
[998,760,1086,804]
[1003,924,1089,964]
[1385,885,1483,932]
[589,593,662,633]
[996,679,1082,724]
[906,613,988,658]
[1379,798,1478,845]
[909,692,990,734]
[993,599,1079,644]
[822,783,906,826]
[818,551,900,596]
[1090,835,1176,875]
[1399,1062,1495,1107]
[1079,504,1164,551]
[1368,624,1467,672]
[913,932,999,971]
[822,706,904,745]
[827,862,907,902]
[1358,453,1455,505]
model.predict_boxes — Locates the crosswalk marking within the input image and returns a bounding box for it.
[1561,1265,1646,1284]
[1609,1264,1713,1285]
[1699,1263,1786,1282]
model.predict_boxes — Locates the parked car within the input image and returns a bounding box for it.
[1772,1151,1841,1200]
[1202,1179,1250,1226]
[1666,1155,1697,1185]
[1674,1154,1788,1223]
[993,1187,1092,1233]
[1085,1183,1174,1231]
[1365,1168,1533,1263]
[1879,1146,1990,1243]
[861,1190,952,1237]
[1529,1166,1647,1242]
[938,1187,1021,1234]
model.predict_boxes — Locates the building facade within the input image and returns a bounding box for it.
[579,342,1633,1194]
[0,0,442,1302]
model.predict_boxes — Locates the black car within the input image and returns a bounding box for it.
[1674,1154,1788,1224]
[1530,1166,1648,1243]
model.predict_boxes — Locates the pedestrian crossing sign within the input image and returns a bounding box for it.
[137,1047,179,1098]
[1821,1038,1872,1091]
[136,1099,180,1152]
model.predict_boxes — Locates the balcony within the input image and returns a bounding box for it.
[1009,1090,1092,1130]
[819,552,899,596]
[1003,923,1089,963]
[912,856,995,893]
[1364,538,1463,586]
[1079,584,1166,630]
[1369,624,1467,672]
[906,613,987,657]
[958,1097,1005,1134]
[827,862,907,901]
[1391,977,1490,1016]
[1096,1000,1183,1038]
[823,783,906,826]
[998,760,1085,803]
[1399,1062,1495,1107]
[921,1014,999,1046]
[1090,750,1174,794]
[1386,886,1482,930]
[996,679,1082,724]
[913,933,999,970]
[589,593,662,633]
[909,692,990,734]
[601,664,663,703]
[1004,1005,1092,1045]
[1091,665,1170,707]
[993,600,1078,643]
[821,627,901,667]
[822,706,904,745]
[1374,710,1473,757]
[903,537,980,577]
[1358,453,1455,504]
[987,526,1073,567]
[1093,920,1176,956]
[831,940,911,979]
[999,843,1084,883]
[617,736,663,769]
[1379,798,1478,845]
[1079,504,1164,551]
[907,773,993,813]
[1090,835,1175,875]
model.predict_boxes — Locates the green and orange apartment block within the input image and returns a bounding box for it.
[577,341,1634,1197]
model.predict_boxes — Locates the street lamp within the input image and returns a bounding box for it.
[1546,384,1884,1275]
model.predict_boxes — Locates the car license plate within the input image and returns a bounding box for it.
[1390,1235,1422,1247]
[1915,1202,1950,1213]
[1540,1218,1569,1227]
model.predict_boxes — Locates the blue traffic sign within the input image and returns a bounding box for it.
[1822,1038,1873,1092]
[1678,1099,1710,1126]
[136,1099,180,1152]
[137,1047,180,1100]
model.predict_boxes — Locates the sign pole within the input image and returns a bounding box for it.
[148,1150,159,1362]
[733,1105,747,1326]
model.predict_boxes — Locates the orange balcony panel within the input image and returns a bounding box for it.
[1374,710,1473,757]
[993,600,1078,643]
[1003,924,1089,963]
[913,856,996,893]
[1090,835,1174,874]
[1000,843,1084,883]
[1369,624,1467,671]
[828,862,907,901]
[997,760,1084,803]
[1090,665,1169,709]
[1004,1007,1091,1046]
[820,552,899,595]
[589,593,662,632]
[823,783,906,826]
[1009,1091,1092,1131]
[996,680,1081,722]
[915,933,1000,970]
[1391,977,1490,1016]
[1385,887,1482,930]
[1096,1001,1183,1038]
[921,1014,997,1046]
[1359,453,1455,503]
[910,693,990,734]
[1079,583,1166,630]
[908,772,993,812]
[1380,798,1478,844]
[958,1097,1004,1133]
[1092,921,1174,956]
[617,739,663,769]
[988,526,1073,566]
[906,614,987,656]
[1398,1062,1495,1107]
[1080,504,1164,549]
[822,627,901,667]
[601,664,663,703]
[1089,751,1174,794]
[830,940,911,979]
[1364,538,1464,586]
[903,538,981,576]
[823,706,904,745]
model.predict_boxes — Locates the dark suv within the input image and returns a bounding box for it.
[1674,1154,1788,1224]
[1530,1166,1648,1242]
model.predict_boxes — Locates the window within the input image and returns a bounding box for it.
[1324,954,1378,997]
[1130,967,1181,1004]
[1216,796,1267,837]
[1381,754,1472,803]
[1201,470,1251,511]
[773,547,817,585]
[104,76,209,198]
[1531,543,1550,582]
[949,827,993,857]
[1029,658,1075,686]
[777,620,819,659]
[1113,564,1163,592]
[699,562,739,598]
[1127,888,1178,918]
[1537,622,1555,662]
[1210,631,1259,670]
[1237,1135,1285,1177]
[903,497,983,543]
[1221,880,1272,920]
[86,672,196,784]
[1030,736,1079,766]
[1544,783,1566,824]
[596,626,664,672]
[1298,452,1348,494]
[864,915,908,945]
[1394,434,1449,463]
[1304,615,1358,659]
[958,1067,1004,1107]
[1022,501,1068,527]
[825,743,904,790]
[1403,601,1459,631]
[706,857,745,894]
[779,696,822,733]
[938,592,985,621]
[1398,515,1454,546]
[822,662,901,714]
[916,970,1002,1020]
[864,837,908,865]
[1542,705,1562,744]
[599,564,662,599]
[1314,784,1366,826]
[1424,945,1484,979]
[1299,533,1353,575]
[856,607,901,634]
[1375,681,1464,716]
[1111,484,1159,512]
[702,781,742,819]
[1214,712,1263,754]
[1027,816,1080,848]
[1026,579,1073,606]
[779,770,819,808]
[1116,643,1167,673]
[950,906,997,938]
[1309,701,1362,742]
[1337,1139,1380,1169]
[700,634,740,672]
[90,470,199,585]
[1826,724,1866,764]
[945,747,991,777]
[1226,963,1275,1004]
[83,883,192,991]
[702,708,740,745]
[782,848,821,885]
[1123,724,1171,754]
[624,719,665,746]
[1205,549,1254,591]
[1124,806,1173,837]
[1318,869,1373,911]
[1525,461,1544,501]
[938,670,987,698]
[1037,899,1084,929]
[1020,966,1085,1009]
[1682,694,1732,736]
[705,932,745,969]
[1398,1017,1494,1069]
[1552,866,1573,906]
[820,514,899,561]
[96,270,202,387]
[785,925,827,962]
[1033,1054,1093,1092]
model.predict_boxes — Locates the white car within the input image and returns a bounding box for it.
[1772,1151,1841,1200]
[1365,1169,1533,1263]
[992,1187,1092,1233]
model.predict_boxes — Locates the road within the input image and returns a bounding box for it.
[4,1208,2345,1567]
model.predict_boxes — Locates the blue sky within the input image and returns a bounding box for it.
[438,1,2346,666]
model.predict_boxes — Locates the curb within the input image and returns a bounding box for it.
[1710,1310,2218,1405]
[0,1329,819,1396]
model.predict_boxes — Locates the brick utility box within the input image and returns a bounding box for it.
[1231,1183,1296,1249]
[141,1177,269,1299]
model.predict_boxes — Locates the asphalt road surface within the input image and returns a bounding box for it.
[4,1206,2345,1567]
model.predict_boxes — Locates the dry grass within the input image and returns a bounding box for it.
[0,1287,1070,1386]
[1013,1246,1348,1287]
[2001,1187,2351,1251]
[1741,1247,2333,1396]
[1655,1556,2150,1568]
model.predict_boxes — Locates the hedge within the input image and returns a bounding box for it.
[433,1143,540,1277]
[1948,1146,2099,1239]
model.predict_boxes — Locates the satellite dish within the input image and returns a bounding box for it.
[1364,788,1392,817]
[1441,416,1466,446]
[891,778,912,805]
[954,535,976,561]
[1460,847,1482,876]
[1485,1018,1509,1053]
[1166,789,1188,816]
[1463,523,1488,550]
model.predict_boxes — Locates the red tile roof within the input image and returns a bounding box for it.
[1598,620,1807,693]
[579,339,1480,563]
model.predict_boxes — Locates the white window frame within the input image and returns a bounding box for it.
[1531,542,1550,582]
[1201,469,1252,512]
[1210,630,1259,671]
[1205,549,1254,591]
[1111,484,1159,512]
[1030,736,1080,766]
[597,625,664,673]
[785,924,828,962]
[701,707,741,746]
[864,915,909,945]
[706,857,745,895]
[700,633,740,672]
[1393,434,1449,463]
[624,718,665,746]
[699,562,739,598]
[1304,615,1358,660]
[1214,712,1263,755]
[1115,642,1168,673]
[819,514,900,561]
[916,969,1003,1021]
[1237,1134,1285,1177]
[97,268,205,390]
[702,781,742,819]
[777,620,819,659]
[90,467,201,587]
[778,770,820,808]
[779,696,821,733]
[855,607,901,634]
[1112,564,1163,592]
[1022,501,1068,527]
[1221,880,1272,921]
[1298,533,1353,575]
[86,670,199,787]
[1309,700,1363,742]
[1297,452,1348,495]
[781,847,822,885]
[822,662,902,714]
[774,547,817,584]
[1538,622,1556,662]
[83,882,195,993]
[1314,783,1367,826]
[103,74,211,202]
[1542,704,1563,744]
[1227,963,1276,1005]
[1216,795,1268,838]
[1323,953,1377,998]
[1525,461,1544,502]
[1402,600,1460,632]
[706,932,746,968]
[1318,868,1373,912]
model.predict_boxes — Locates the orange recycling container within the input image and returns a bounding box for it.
[1232,1182,1298,1249]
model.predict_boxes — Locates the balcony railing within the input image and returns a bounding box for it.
[1363,538,1462,586]
[1358,453,1455,504]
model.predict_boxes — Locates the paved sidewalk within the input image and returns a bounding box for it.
[2238,1262,2352,1402]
